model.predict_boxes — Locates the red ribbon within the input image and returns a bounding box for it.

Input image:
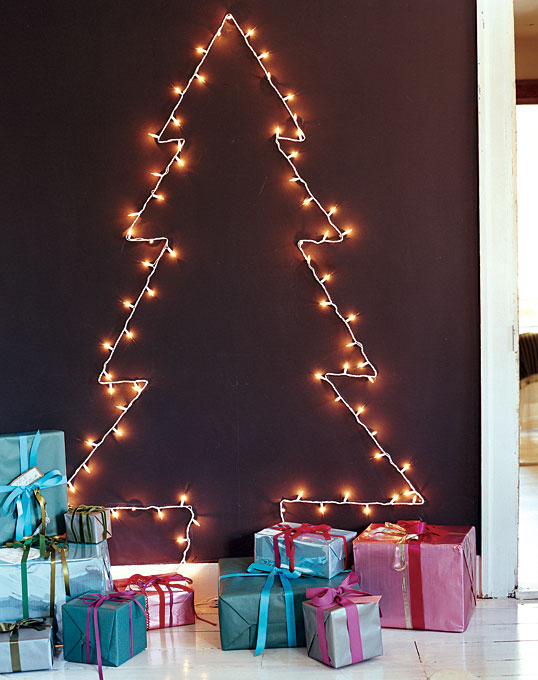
[114,573,215,628]
[306,572,378,665]
[365,520,444,630]
[80,591,146,680]
[269,523,348,572]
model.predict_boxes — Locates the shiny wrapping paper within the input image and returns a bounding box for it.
[303,595,382,668]
[0,541,112,640]
[62,593,147,668]
[64,507,112,544]
[254,523,356,579]
[354,523,476,632]
[0,430,67,544]
[0,619,54,673]
[114,574,195,630]
[218,557,350,652]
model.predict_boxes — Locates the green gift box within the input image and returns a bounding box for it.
[0,431,67,544]
[62,592,147,669]
[218,557,350,653]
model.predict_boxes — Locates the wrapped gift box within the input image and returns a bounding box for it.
[0,430,68,544]
[354,522,477,632]
[0,618,54,673]
[64,506,112,544]
[254,523,356,579]
[302,573,382,668]
[114,573,195,630]
[218,556,350,653]
[63,593,147,669]
[0,541,112,640]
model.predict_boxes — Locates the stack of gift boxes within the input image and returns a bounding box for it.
[219,519,477,668]
[0,429,207,677]
[0,428,478,674]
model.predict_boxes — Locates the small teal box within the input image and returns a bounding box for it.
[62,593,147,668]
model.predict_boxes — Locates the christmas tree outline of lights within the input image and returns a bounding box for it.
[69,12,425,561]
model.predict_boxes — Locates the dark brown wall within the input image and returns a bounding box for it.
[0,1,479,563]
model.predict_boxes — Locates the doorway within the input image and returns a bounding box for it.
[516,103,538,594]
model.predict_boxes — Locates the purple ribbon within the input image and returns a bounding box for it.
[306,572,378,666]
[80,591,146,680]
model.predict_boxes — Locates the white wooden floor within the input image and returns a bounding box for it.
[519,429,538,593]
[10,597,538,680]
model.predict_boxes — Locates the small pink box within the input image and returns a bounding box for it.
[114,573,195,630]
[353,522,476,632]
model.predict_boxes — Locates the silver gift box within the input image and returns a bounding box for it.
[0,541,112,641]
[254,523,356,578]
[302,595,383,668]
[64,508,112,544]
[0,618,54,673]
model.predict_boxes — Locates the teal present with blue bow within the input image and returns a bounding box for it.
[0,431,68,544]
[218,557,351,654]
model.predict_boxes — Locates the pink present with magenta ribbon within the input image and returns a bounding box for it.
[114,572,215,630]
[302,571,382,668]
[354,521,477,632]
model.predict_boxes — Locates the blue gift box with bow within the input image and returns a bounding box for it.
[218,557,350,654]
[0,431,68,544]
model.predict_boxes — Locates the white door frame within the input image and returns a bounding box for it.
[477,0,519,598]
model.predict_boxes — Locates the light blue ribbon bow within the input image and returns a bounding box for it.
[219,561,302,655]
[0,432,66,540]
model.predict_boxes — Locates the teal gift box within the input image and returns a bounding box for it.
[0,430,67,544]
[62,592,147,669]
[218,557,350,653]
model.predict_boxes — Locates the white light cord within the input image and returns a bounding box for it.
[70,12,424,562]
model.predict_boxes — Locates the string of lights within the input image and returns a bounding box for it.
[69,12,424,561]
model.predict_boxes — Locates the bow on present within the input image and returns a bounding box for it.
[80,591,146,680]
[68,505,109,543]
[0,432,66,542]
[269,523,348,572]
[6,534,70,619]
[219,562,302,656]
[0,617,51,673]
[115,573,215,628]
[306,572,378,666]
[365,520,443,630]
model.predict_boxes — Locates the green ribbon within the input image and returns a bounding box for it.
[68,505,108,543]
[0,618,50,673]
[6,535,70,619]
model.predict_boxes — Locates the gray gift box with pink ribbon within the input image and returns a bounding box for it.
[254,522,357,579]
[302,573,383,668]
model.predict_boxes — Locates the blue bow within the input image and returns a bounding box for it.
[219,561,302,655]
[0,432,66,540]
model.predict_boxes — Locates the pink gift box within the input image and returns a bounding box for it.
[114,573,195,630]
[353,522,476,632]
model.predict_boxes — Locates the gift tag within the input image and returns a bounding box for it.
[0,547,41,563]
[9,466,44,487]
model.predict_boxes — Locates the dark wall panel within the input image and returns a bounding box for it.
[0,0,479,563]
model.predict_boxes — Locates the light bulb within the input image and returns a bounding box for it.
[125,330,134,339]
[343,491,350,502]
[347,314,357,322]
[176,537,187,544]
[146,287,155,297]
[314,373,323,380]
[363,506,370,515]
[196,47,205,54]
[168,249,178,258]
[259,51,269,59]
[401,463,410,472]
[193,519,200,527]
[85,440,96,447]
[111,510,119,518]
[303,197,313,206]
[246,28,255,37]
[374,452,383,459]
[174,86,182,95]
[297,490,303,499]
[103,342,113,351]
[195,73,205,83]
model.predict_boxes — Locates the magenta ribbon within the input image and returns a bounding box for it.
[306,572,374,666]
[269,523,347,572]
[114,573,216,628]
[80,591,146,680]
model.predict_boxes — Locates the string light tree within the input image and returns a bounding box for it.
[67,12,425,562]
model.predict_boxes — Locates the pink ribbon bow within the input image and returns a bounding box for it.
[306,572,379,666]
[270,523,348,572]
[80,591,146,680]
[114,572,216,628]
